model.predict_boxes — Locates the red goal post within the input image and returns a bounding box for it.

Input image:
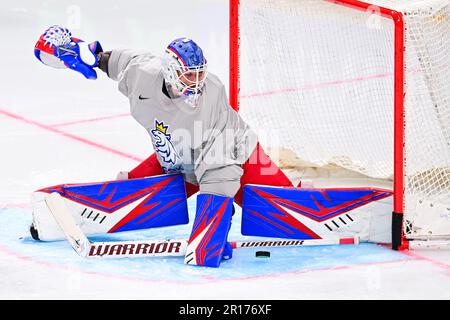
[229,0,449,250]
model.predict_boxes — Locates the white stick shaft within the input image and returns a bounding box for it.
[86,237,360,258]
[45,192,91,257]
[232,236,359,249]
[44,192,360,259]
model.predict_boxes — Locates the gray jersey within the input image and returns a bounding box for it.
[107,49,258,198]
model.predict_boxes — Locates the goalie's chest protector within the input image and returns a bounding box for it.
[127,66,238,184]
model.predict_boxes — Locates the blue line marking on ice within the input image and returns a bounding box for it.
[0,197,411,283]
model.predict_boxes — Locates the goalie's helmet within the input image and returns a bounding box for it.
[162,38,208,101]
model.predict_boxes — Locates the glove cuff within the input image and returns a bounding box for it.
[78,41,103,67]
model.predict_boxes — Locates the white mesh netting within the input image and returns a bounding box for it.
[236,0,449,239]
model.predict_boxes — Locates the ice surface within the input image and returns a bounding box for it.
[0,0,449,300]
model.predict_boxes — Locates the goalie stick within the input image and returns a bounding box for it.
[44,192,360,259]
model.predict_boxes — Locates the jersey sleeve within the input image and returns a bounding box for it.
[106,49,155,97]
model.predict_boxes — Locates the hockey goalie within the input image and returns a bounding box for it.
[31,26,393,267]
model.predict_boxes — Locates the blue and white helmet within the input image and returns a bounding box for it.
[162,38,208,99]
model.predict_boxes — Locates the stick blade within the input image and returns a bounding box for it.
[44,192,91,257]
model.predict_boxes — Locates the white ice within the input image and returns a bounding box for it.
[0,0,449,300]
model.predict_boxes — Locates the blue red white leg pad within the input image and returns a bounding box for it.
[184,194,233,268]
[31,174,189,241]
[242,184,392,240]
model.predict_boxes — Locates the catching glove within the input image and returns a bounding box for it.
[34,25,103,79]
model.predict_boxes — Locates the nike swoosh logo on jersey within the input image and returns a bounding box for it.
[139,95,150,100]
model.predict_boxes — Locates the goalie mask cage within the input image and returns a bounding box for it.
[229,0,450,250]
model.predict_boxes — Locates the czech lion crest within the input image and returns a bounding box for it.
[150,120,182,171]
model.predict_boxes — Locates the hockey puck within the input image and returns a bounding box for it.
[29,224,40,241]
[255,251,271,258]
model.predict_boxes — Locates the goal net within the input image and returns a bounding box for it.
[230,0,450,248]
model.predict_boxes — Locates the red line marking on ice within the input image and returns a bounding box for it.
[51,113,131,127]
[0,108,143,162]
[400,250,450,272]
[200,257,416,284]
[0,241,418,289]
[0,243,170,286]
[241,72,392,99]
[1,203,31,209]
[240,68,424,100]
